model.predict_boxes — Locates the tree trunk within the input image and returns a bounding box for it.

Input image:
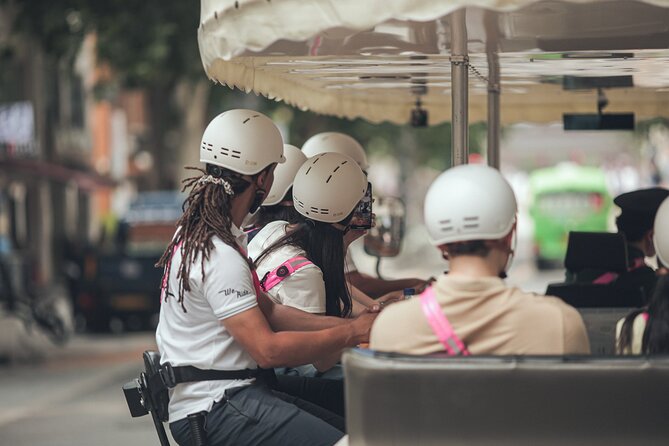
[174,79,211,186]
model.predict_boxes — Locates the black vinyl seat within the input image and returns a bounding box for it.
[563,231,629,279]
[544,231,645,354]
[545,231,645,308]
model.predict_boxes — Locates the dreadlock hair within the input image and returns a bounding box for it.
[156,163,263,312]
[254,212,354,318]
[254,188,303,229]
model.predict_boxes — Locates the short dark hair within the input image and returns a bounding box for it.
[616,214,652,243]
[445,240,491,257]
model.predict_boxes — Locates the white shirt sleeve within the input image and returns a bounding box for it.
[274,265,327,313]
[203,245,258,320]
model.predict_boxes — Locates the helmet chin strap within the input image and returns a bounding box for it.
[249,190,265,214]
[331,222,350,234]
[500,230,518,279]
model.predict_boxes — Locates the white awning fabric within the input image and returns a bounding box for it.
[199,0,669,125]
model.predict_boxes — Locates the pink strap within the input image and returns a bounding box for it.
[261,256,313,291]
[419,287,470,356]
[593,272,618,285]
[642,312,649,322]
[592,257,647,284]
[629,257,646,271]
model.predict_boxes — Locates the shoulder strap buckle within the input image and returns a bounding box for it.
[261,256,313,291]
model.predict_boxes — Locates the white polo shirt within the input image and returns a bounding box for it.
[156,225,258,423]
[248,221,326,314]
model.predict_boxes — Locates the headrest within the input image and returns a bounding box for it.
[564,231,628,272]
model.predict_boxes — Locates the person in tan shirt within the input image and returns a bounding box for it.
[370,164,590,356]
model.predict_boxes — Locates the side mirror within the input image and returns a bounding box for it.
[364,197,406,258]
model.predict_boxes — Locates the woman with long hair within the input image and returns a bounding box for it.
[617,196,669,354]
[249,152,367,319]
[303,131,431,298]
[155,110,376,446]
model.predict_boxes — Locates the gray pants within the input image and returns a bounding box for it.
[170,382,344,446]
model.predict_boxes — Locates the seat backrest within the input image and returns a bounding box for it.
[343,349,669,446]
[564,231,628,273]
[545,283,645,308]
[578,307,635,355]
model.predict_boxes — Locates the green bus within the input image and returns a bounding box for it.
[529,163,612,270]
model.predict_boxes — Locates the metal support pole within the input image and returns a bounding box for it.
[487,51,500,170]
[451,8,468,167]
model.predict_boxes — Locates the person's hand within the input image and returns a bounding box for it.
[343,213,376,248]
[377,290,403,309]
[411,277,435,294]
[349,311,378,345]
[344,228,367,248]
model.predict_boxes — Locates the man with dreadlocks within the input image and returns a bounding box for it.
[155,109,377,446]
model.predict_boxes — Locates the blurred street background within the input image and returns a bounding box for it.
[1,1,669,445]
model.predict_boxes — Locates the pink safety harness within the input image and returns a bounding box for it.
[592,257,647,285]
[260,256,313,292]
[419,286,470,356]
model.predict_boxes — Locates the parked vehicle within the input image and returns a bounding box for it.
[76,191,182,332]
[529,163,612,269]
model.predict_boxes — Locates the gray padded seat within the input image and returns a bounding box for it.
[343,349,669,446]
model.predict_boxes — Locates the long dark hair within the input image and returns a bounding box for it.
[254,188,302,229]
[156,164,255,312]
[618,275,669,354]
[254,214,353,318]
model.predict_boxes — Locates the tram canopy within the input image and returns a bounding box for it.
[198,0,669,125]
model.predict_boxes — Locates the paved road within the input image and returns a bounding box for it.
[0,265,563,446]
[0,333,172,446]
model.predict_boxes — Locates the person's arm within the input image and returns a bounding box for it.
[222,305,376,368]
[312,349,344,372]
[350,284,402,314]
[256,290,348,331]
[347,271,429,298]
[350,284,376,309]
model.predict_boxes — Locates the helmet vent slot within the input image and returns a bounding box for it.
[441,226,453,232]
[464,216,479,221]
[326,175,333,183]
[203,143,213,151]
[333,166,341,172]
[463,224,479,229]
[305,167,312,175]
[243,118,251,124]
[231,149,241,159]
[310,207,320,214]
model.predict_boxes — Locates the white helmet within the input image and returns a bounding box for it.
[200,109,285,175]
[264,144,307,206]
[654,197,669,266]
[301,132,369,171]
[424,164,517,246]
[293,152,367,223]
